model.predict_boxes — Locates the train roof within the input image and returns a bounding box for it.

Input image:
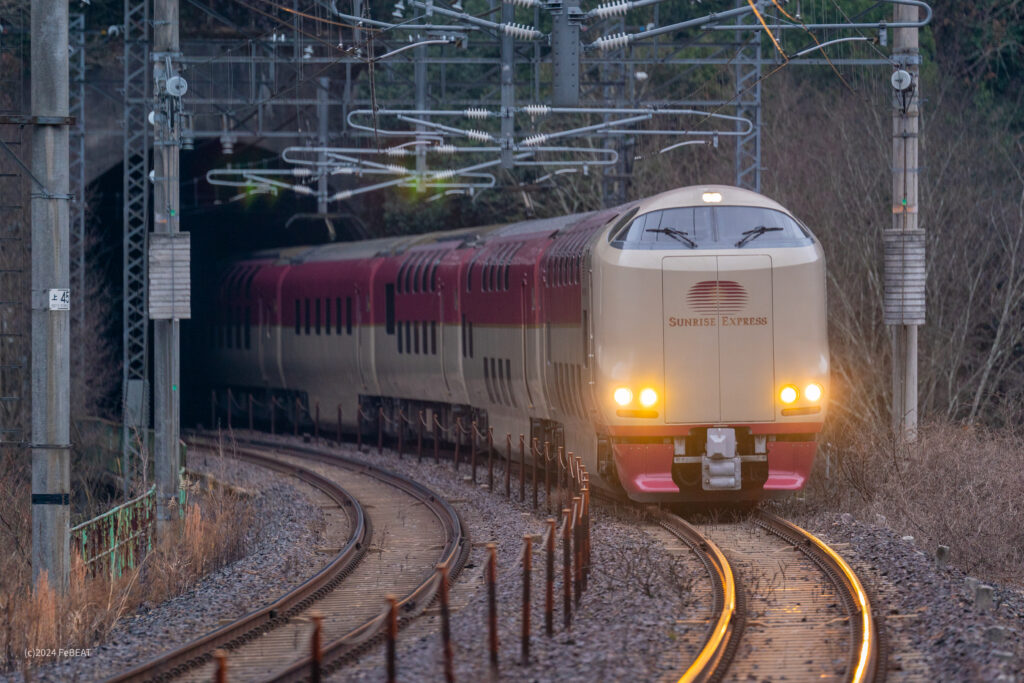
[634,185,790,215]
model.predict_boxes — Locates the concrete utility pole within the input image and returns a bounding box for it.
[30,0,71,590]
[887,2,926,439]
[152,0,187,537]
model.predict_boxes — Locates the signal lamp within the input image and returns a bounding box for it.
[613,387,633,406]
[639,388,658,407]
[805,383,823,402]
[701,191,723,203]
[779,385,799,404]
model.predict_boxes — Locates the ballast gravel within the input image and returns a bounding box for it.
[16,450,327,683]
[779,508,1024,681]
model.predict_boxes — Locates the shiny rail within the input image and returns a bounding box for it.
[753,510,879,683]
[106,440,368,682]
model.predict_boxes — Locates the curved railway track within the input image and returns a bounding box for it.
[650,506,880,683]
[108,435,468,682]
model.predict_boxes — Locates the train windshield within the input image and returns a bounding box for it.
[609,206,812,250]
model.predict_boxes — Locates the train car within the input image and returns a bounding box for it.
[204,185,828,502]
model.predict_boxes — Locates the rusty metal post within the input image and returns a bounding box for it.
[518,434,525,502]
[558,445,565,510]
[505,434,512,498]
[562,508,572,630]
[210,389,216,429]
[575,456,583,494]
[270,397,276,435]
[544,441,551,511]
[521,534,531,664]
[573,496,582,607]
[487,427,494,493]
[454,417,461,470]
[583,477,591,589]
[532,437,539,510]
[227,388,233,431]
[315,401,320,442]
[377,405,384,454]
[310,611,323,683]
[545,518,555,636]
[294,397,300,437]
[248,394,253,431]
[438,564,455,683]
[214,649,227,683]
[337,405,342,443]
[417,410,424,462]
[386,594,398,683]
[397,411,404,459]
[433,415,440,463]
[486,543,499,674]
[470,420,478,483]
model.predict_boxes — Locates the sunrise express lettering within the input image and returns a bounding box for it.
[667,315,769,327]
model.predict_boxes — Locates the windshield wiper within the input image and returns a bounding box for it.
[735,225,783,248]
[646,227,697,248]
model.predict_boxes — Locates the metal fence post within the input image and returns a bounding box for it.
[573,496,582,608]
[470,420,478,483]
[487,543,499,674]
[563,507,572,630]
[438,564,455,683]
[214,649,227,683]
[521,534,531,664]
[545,518,555,636]
[386,594,398,683]
[519,434,525,501]
[532,437,539,510]
[544,441,551,511]
[310,611,323,683]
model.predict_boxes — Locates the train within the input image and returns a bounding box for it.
[204,184,828,502]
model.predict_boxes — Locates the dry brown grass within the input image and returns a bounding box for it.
[0,472,253,674]
[803,420,1024,584]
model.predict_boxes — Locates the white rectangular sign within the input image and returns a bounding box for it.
[47,289,70,311]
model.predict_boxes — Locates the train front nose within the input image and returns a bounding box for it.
[662,255,775,423]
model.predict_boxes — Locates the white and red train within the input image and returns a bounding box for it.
[207,185,828,502]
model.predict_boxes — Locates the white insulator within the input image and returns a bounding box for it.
[521,133,548,147]
[463,107,491,119]
[592,0,630,18]
[291,168,315,177]
[505,0,539,7]
[430,169,456,180]
[521,104,551,117]
[386,164,409,175]
[432,144,457,154]
[465,129,493,142]
[385,146,410,157]
[501,23,540,40]
[593,32,630,51]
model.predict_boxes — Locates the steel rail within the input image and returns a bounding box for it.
[658,511,742,683]
[106,442,369,683]
[753,511,880,683]
[215,435,469,682]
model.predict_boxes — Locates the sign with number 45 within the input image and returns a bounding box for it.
[48,289,70,311]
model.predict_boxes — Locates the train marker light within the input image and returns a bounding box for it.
[779,385,799,404]
[639,388,658,407]
[701,191,723,203]
[613,387,633,406]
[805,383,823,402]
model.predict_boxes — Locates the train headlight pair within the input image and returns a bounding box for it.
[779,383,824,404]
[613,386,658,407]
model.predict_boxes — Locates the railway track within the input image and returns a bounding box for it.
[108,435,468,682]
[650,507,880,683]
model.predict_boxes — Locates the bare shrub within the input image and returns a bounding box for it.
[0,481,253,673]
[805,419,1024,582]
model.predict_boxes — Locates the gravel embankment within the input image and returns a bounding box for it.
[240,435,712,683]
[19,452,327,683]
[787,509,1023,681]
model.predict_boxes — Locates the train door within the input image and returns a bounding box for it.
[717,255,774,422]
[662,256,721,423]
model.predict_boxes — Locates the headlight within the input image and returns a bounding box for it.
[779,385,798,404]
[613,387,633,406]
[805,383,823,402]
[639,388,658,407]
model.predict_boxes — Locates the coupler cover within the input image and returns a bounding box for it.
[703,428,741,490]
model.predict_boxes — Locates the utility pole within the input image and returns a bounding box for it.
[30,0,71,590]
[152,0,187,537]
[887,2,925,438]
